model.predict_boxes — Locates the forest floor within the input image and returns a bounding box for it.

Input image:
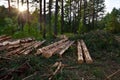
[0,30,120,80]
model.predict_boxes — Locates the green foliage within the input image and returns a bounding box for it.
[104,8,120,33]
[78,21,87,34]
[92,67,105,78]
[13,23,43,40]
[1,17,17,35]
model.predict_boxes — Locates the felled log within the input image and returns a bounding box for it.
[0,46,6,51]
[77,41,84,64]
[20,38,35,43]
[6,42,35,56]
[42,41,70,58]
[81,40,93,64]
[36,39,68,55]
[58,41,74,57]
[23,40,45,55]
[6,44,20,51]
[1,40,20,46]
[49,62,62,80]
[106,69,120,79]
[18,42,37,55]
[0,35,7,39]
[0,36,11,43]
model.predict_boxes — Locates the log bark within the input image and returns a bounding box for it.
[23,40,45,55]
[0,35,7,39]
[18,42,37,55]
[58,41,74,57]
[77,41,84,64]
[36,39,68,55]
[42,41,70,58]
[81,40,93,64]
[20,38,35,43]
[0,36,11,43]
[6,42,35,56]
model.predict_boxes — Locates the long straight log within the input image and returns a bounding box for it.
[77,41,84,64]
[0,35,7,39]
[18,42,37,55]
[23,40,45,55]
[7,44,20,51]
[20,38,35,43]
[0,36,11,42]
[81,40,93,64]
[59,41,74,57]
[36,39,68,55]
[42,41,70,58]
[6,42,35,56]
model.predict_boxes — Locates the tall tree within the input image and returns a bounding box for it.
[39,0,42,31]
[83,0,87,26]
[54,0,58,36]
[61,0,64,34]
[26,0,29,22]
[48,0,53,36]
[17,0,19,10]
[8,0,11,12]
[43,0,46,38]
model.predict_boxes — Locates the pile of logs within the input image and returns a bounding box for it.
[77,40,93,64]
[0,35,93,64]
[36,39,74,58]
[0,35,45,57]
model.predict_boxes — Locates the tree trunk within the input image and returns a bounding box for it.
[48,0,52,36]
[26,0,29,22]
[69,0,71,31]
[61,0,64,34]
[43,0,46,38]
[54,0,58,36]
[83,0,87,26]
[8,0,10,12]
[92,0,95,29]
[39,0,42,31]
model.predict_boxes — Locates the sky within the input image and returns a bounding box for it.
[0,0,120,13]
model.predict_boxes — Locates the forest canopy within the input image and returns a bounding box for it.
[0,0,120,39]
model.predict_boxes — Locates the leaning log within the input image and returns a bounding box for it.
[36,39,68,55]
[59,41,74,57]
[81,40,93,64]
[77,41,84,64]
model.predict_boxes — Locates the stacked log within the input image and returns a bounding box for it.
[36,39,68,55]
[42,41,70,58]
[5,39,44,56]
[0,36,11,43]
[23,40,46,55]
[36,39,74,58]
[6,42,35,56]
[0,35,45,57]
